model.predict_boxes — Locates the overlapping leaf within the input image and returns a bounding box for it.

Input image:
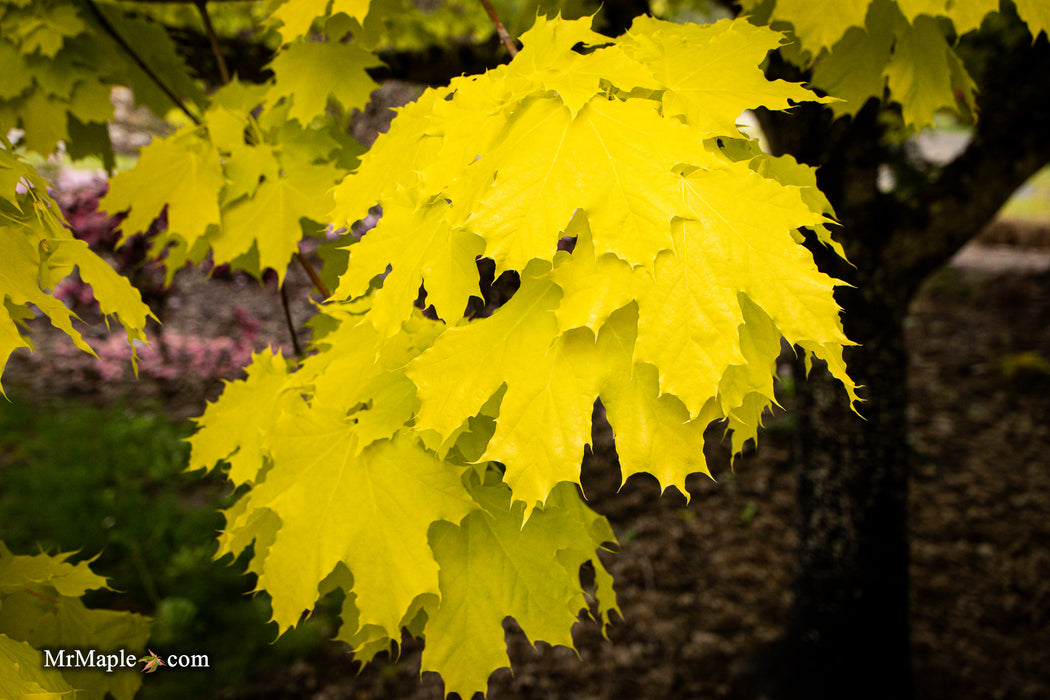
[334,195,485,336]
[103,126,225,268]
[0,633,76,698]
[407,263,564,446]
[265,40,380,125]
[620,16,836,134]
[247,417,476,635]
[269,0,371,45]
[421,475,616,699]
[188,349,293,486]
[596,305,716,495]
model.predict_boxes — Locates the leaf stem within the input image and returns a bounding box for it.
[280,283,304,359]
[81,0,202,125]
[479,0,518,57]
[24,588,59,603]
[295,251,331,299]
[195,0,231,85]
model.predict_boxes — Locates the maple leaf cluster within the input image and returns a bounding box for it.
[189,14,857,698]
[0,141,155,393]
[742,0,1050,128]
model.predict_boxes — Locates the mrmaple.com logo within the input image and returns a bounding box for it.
[42,648,210,673]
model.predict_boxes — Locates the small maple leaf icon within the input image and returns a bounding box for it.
[139,650,165,673]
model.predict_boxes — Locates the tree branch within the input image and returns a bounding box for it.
[295,252,330,299]
[884,33,1050,292]
[81,0,202,125]
[479,0,518,57]
[280,283,303,359]
[194,0,230,84]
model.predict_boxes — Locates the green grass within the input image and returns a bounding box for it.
[999,165,1050,223]
[0,398,340,699]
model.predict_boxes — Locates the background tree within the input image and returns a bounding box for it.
[727,3,1050,698]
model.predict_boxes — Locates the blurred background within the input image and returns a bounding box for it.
[2,1,1049,698]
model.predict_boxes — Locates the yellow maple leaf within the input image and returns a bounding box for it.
[758,0,870,57]
[242,411,475,634]
[334,197,485,337]
[265,40,380,125]
[1015,0,1050,39]
[547,217,642,333]
[195,14,861,694]
[297,306,443,453]
[622,17,836,134]
[507,14,656,115]
[215,156,341,283]
[422,476,615,699]
[597,304,717,496]
[883,14,958,129]
[480,327,602,517]
[461,96,697,273]
[103,127,224,256]
[407,262,562,445]
[188,349,292,485]
[271,0,371,44]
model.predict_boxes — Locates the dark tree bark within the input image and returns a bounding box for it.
[735,19,1050,700]
[597,0,651,36]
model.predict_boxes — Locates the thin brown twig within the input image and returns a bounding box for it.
[479,0,518,57]
[194,1,297,357]
[280,283,304,359]
[295,252,331,299]
[81,0,202,125]
[195,0,231,84]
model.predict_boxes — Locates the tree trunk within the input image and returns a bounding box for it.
[733,203,916,698]
[735,22,1050,700]
[776,295,912,699]
[768,96,917,698]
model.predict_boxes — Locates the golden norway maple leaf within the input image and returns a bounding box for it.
[194,12,858,697]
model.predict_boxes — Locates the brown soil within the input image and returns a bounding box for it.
[6,239,1049,700]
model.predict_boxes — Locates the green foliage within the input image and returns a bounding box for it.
[0,401,197,558]
[739,0,1050,129]
[101,23,367,283]
[0,0,203,159]
[0,140,153,393]
[0,542,151,699]
[0,399,169,698]
[0,399,343,699]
